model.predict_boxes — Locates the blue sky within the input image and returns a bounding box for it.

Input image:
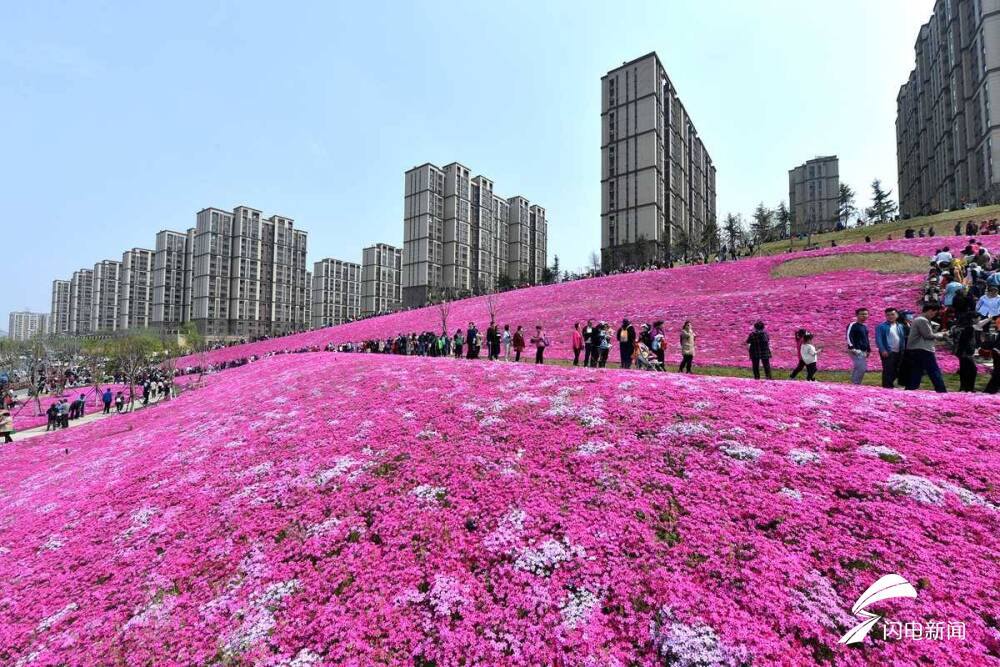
[2,0,934,322]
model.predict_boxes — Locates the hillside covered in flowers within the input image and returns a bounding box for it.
[176,236,969,371]
[1,353,998,665]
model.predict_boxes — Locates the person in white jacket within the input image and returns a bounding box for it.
[800,333,820,381]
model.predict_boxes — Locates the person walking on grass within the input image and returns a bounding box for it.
[571,322,584,366]
[904,303,948,393]
[875,308,906,389]
[789,328,808,379]
[617,319,636,370]
[846,308,871,385]
[800,333,819,381]
[746,321,773,380]
[530,325,548,364]
[512,326,526,362]
[679,321,696,373]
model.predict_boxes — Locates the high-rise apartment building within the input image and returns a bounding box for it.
[600,52,717,270]
[91,260,121,333]
[789,156,840,234]
[361,243,402,315]
[312,258,361,328]
[403,162,548,307]
[897,0,1000,216]
[191,205,309,339]
[119,248,154,331]
[69,269,94,335]
[152,230,193,334]
[8,311,48,341]
[49,280,71,336]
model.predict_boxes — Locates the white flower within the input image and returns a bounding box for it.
[37,602,78,631]
[411,484,446,502]
[659,422,713,438]
[780,487,803,501]
[859,444,903,461]
[560,588,600,629]
[514,538,585,576]
[788,450,821,465]
[887,474,944,505]
[720,443,763,461]
[315,456,358,485]
[577,440,613,456]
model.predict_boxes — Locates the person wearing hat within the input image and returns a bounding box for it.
[0,409,13,443]
[616,319,636,370]
[904,303,949,392]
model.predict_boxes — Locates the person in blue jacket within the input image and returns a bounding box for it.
[875,308,906,389]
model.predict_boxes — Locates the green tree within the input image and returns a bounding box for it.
[751,203,774,245]
[775,202,792,239]
[867,179,898,224]
[700,216,720,258]
[838,183,857,226]
[723,213,744,250]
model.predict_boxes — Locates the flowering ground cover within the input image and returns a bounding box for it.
[1,353,998,665]
[176,236,986,372]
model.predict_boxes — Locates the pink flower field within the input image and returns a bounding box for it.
[1,354,998,665]
[177,236,987,373]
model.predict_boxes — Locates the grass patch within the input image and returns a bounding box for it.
[771,252,928,278]
[757,204,1000,256]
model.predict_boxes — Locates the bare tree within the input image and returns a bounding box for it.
[437,299,451,336]
[588,251,601,274]
[485,294,499,323]
[108,334,160,412]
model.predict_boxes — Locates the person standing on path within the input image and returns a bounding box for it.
[115,392,125,414]
[617,319,636,370]
[466,322,479,360]
[582,320,595,367]
[679,321,696,373]
[846,308,871,385]
[952,314,978,392]
[512,326,526,362]
[102,387,113,414]
[875,308,906,389]
[904,304,949,393]
[588,321,603,368]
[597,323,611,368]
[486,321,500,361]
[746,321,773,380]
[652,320,666,367]
[571,323,584,366]
[453,329,464,359]
[530,325,548,364]
[502,325,512,361]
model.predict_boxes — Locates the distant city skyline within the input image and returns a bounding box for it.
[2,0,934,321]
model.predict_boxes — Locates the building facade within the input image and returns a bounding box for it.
[897,0,1000,216]
[788,156,840,234]
[312,258,361,328]
[191,205,309,339]
[403,162,548,307]
[600,52,717,270]
[152,230,194,334]
[8,311,48,341]
[119,248,154,331]
[69,269,94,335]
[49,280,71,336]
[91,260,121,333]
[361,243,402,315]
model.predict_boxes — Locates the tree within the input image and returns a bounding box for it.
[588,251,601,274]
[497,273,513,292]
[485,294,499,323]
[673,225,692,263]
[751,203,774,245]
[542,255,560,284]
[700,216,720,259]
[722,213,745,251]
[107,334,161,412]
[867,179,898,224]
[838,183,857,227]
[180,321,208,379]
[775,202,792,239]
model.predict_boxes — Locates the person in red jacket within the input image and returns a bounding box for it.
[571,322,584,366]
[512,326,526,362]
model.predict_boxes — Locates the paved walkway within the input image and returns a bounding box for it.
[11,393,171,442]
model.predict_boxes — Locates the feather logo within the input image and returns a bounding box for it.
[838,574,918,645]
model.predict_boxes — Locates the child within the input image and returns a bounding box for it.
[800,333,819,381]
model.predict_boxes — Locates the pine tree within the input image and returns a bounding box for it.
[775,202,792,238]
[751,203,773,244]
[723,213,744,250]
[867,179,898,224]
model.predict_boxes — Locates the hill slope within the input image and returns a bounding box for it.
[179,236,982,372]
[1,354,997,664]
